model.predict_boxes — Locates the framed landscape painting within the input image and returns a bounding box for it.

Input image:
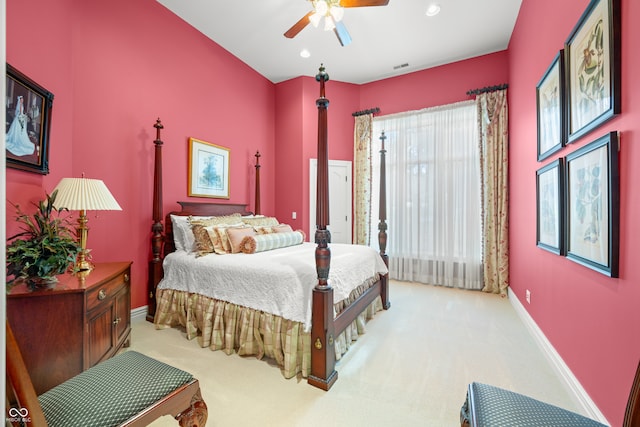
[188,138,230,199]
[537,51,565,161]
[565,132,619,277]
[565,0,620,142]
[536,159,563,254]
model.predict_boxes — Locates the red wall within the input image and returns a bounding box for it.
[508,0,640,425]
[274,75,360,237]
[6,0,276,309]
[7,0,635,422]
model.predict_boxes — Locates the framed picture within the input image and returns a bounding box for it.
[565,0,620,143]
[537,51,565,161]
[5,64,54,174]
[188,137,230,199]
[565,131,619,277]
[536,158,564,254]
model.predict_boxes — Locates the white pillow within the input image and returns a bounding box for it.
[170,215,211,253]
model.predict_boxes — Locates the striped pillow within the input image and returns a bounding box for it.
[240,231,304,254]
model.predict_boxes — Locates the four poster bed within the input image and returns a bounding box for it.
[147,66,390,390]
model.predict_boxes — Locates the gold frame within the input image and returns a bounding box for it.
[188,137,230,199]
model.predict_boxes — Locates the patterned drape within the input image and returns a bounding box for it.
[354,114,373,245]
[477,89,509,295]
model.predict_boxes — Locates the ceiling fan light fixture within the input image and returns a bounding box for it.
[314,0,329,16]
[309,12,323,27]
[324,15,336,31]
[425,3,441,17]
[330,5,344,22]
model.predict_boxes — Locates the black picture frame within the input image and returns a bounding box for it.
[5,64,54,174]
[536,158,564,254]
[537,51,566,161]
[565,0,621,143]
[565,131,619,277]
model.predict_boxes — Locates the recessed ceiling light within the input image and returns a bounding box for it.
[425,3,441,17]
[300,49,311,58]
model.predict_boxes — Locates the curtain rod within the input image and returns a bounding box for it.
[352,107,380,117]
[466,83,508,96]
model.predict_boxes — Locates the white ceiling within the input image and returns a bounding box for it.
[156,0,522,85]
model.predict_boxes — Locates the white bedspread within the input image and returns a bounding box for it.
[158,242,388,331]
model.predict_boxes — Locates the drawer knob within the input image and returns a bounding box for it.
[98,289,107,300]
[124,274,129,282]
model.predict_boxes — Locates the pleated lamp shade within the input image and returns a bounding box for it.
[52,177,122,211]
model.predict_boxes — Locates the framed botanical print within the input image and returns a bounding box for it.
[565,0,620,143]
[537,51,565,161]
[188,137,230,199]
[565,132,619,277]
[5,64,54,174]
[536,159,563,254]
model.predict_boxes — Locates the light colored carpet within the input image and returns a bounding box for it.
[129,280,582,426]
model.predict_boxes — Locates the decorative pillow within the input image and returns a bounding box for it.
[295,229,307,241]
[204,224,246,254]
[191,224,215,256]
[253,226,273,235]
[189,213,243,227]
[240,231,304,254]
[171,215,212,252]
[225,227,256,253]
[241,216,279,227]
[272,224,293,233]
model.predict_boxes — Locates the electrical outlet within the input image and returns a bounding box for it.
[292,211,297,220]
[525,289,531,304]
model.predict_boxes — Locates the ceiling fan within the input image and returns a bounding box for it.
[284,0,390,47]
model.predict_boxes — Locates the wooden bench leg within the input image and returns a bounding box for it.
[176,388,208,427]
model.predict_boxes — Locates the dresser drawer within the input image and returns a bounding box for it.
[86,270,129,312]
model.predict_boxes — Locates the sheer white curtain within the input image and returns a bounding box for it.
[370,100,483,289]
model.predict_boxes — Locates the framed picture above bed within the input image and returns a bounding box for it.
[5,64,54,174]
[536,158,564,255]
[564,131,619,277]
[188,137,230,199]
[565,0,620,143]
[536,51,565,161]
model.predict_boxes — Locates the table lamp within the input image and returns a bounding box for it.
[52,176,122,272]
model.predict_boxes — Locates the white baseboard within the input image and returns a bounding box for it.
[508,289,610,425]
[131,305,148,322]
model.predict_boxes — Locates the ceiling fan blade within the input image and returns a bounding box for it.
[334,21,352,47]
[340,0,389,7]
[284,11,314,38]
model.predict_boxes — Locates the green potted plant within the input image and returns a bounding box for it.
[6,190,82,290]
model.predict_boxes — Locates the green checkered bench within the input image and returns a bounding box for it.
[6,322,208,427]
[460,382,606,427]
[461,370,640,427]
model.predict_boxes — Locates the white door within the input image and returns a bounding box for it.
[309,159,352,244]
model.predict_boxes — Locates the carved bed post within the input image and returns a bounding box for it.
[254,151,261,215]
[378,131,391,309]
[147,118,165,322]
[308,64,338,390]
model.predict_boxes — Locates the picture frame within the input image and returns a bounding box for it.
[537,51,565,161]
[565,0,620,143]
[565,131,619,277]
[5,64,54,174]
[536,158,564,254]
[188,137,230,199]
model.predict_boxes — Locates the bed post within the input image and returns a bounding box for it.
[308,65,338,391]
[254,151,261,215]
[147,118,165,322]
[378,131,391,309]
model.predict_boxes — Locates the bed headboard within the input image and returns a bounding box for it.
[163,202,252,257]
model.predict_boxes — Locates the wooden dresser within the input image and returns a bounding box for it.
[7,261,132,395]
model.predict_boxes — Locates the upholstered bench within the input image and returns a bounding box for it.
[460,382,606,426]
[6,322,208,427]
